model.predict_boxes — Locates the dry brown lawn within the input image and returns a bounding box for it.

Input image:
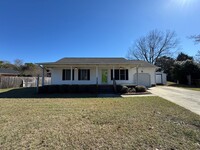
[0,89,200,149]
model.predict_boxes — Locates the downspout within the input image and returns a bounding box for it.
[136,65,139,86]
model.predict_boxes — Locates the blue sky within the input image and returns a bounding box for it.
[0,0,200,63]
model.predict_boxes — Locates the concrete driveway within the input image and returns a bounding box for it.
[149,86,200,115]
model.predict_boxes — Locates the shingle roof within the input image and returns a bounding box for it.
[128,60,158,68]
[56,57,130,64]
[0,68,19,74]
[38,57,157,68]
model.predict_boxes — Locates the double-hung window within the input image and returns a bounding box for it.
[62,69,74,80]
[111,69,128,80]
[78,69,90,80]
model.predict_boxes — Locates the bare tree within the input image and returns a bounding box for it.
[127,30,179,64]
[190,34,200,63]
[195,50,200,63]
[14,59,23,67]
[190,35,200,44]
[14,59,24,73]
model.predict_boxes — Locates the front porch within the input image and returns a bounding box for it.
[40,64,140,86]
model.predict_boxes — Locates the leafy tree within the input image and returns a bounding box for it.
[0,59,44,77]
[155,56,175,81]
[176,52,193,61]
[127,29,179,64]
[21,63,43,77]
[173,60,200,85]
[0,61,4,67]
[0,61,15,69]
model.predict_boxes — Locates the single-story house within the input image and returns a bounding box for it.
[0,68,19,77]
[38,57,158,87]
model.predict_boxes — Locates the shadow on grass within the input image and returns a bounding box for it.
[167,83,200,91]
[168,83,199,88]
[0,87,121,99]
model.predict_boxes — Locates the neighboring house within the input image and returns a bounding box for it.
[38,57,157,87]
[0,68,19,77]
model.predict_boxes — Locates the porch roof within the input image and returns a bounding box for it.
[37,57,157,68]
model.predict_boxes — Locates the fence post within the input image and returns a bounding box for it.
[36,75,39,93]
[42,66,45,86]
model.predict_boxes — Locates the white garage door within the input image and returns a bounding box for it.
[156,74,162,84]
[134,73,151,87]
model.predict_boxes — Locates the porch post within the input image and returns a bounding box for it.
[36,75,39,93]
[112,66,115,80]
[136,66,139,86]
[96,66,98,85]
[42,66,45,86]
[70,66,73,84]
[113,66,117,93]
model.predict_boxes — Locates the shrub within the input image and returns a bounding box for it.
[38,84,98,94]
[121,86,129,93]
[79,85,88,93]
[38,85,49,93]
[128,88,136,93]
[59,84,69,93]
[192,79,200,87]
[135,85,147,92]
[48,85,59,93]
[68,85,79,93]
[116,85,130,94]
[116,85,123,93]
[90,85,98,93]
[81,85,98,93]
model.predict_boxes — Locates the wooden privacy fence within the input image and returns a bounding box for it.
[0,77,51,89]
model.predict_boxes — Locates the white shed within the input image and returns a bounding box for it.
[156,72,167,85]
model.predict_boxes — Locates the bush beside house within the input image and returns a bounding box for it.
[38,84,147,94]
[38,85,98,94]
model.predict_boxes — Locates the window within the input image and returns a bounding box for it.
[62,69,74,80]
[111,69,128,80]
[78,69,90,80]
[120,70,125,80]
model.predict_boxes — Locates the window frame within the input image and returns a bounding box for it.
[78,69,90,81]
[111,69,128,80]
[62,69,74,81]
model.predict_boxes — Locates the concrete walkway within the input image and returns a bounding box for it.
[121,93,155,97]
[149,86,200,115]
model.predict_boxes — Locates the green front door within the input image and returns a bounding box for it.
[102,69,108,84]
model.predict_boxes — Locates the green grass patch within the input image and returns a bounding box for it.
[167,82,200,91]
[0,96,200,149]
